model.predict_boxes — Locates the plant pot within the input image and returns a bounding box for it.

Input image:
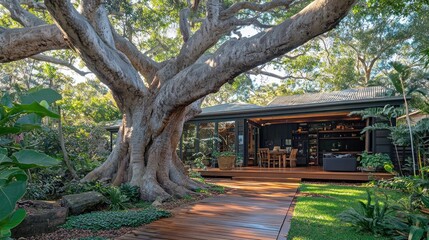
[218,156,235,170]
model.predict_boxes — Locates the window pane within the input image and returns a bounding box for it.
[199,122,216,153]
[218,121,235,153]
[182,123,197,163]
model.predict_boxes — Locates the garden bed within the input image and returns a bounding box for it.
[19,182,227,240]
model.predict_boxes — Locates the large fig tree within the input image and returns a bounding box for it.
[0,0,356,200]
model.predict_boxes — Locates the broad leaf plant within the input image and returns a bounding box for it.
[0,89,60,239]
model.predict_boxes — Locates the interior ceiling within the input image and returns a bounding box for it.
[250,112,362,125]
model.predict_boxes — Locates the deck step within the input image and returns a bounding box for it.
[232,177,301,183]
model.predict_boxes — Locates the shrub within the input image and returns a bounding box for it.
[104,187,130,210]
[119,183,140,203]
[359,152,393,170]
[62,208,171,230]
[338,189,394,236]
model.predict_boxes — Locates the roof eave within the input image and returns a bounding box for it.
[190,96,407,121]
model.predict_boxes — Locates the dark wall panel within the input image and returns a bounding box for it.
[260,123,298,149]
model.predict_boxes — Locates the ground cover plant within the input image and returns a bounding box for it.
[287,183,405,240]
[61,208,171,231]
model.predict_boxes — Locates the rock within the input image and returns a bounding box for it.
[61,191,106,215]
[12,200,68,238]
[151,196,163,207]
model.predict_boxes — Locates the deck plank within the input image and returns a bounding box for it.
[199,166,393,181]
[118,180,298,240]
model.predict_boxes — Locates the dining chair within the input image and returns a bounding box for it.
[259,148,280,168]
[284,148,298,167]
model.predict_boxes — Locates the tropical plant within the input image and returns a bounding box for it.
[0,90,60,239]
[103,187,130,211]
[338,189,394,236]
[390,118,429,178]
[350,105,405,174]
[119,183,140,203]
[387,62,422,176]
[359,152,393,171]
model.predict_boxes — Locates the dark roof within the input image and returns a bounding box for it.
[268,86,388,106]
[107,87,404,131]
[201,103,262,114]
[191,96,405,121]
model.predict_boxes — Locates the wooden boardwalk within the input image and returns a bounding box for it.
[118,179,299,240]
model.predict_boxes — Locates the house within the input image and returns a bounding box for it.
[397,110,429,125]
[179,87,405,170]
[107,87,405,180]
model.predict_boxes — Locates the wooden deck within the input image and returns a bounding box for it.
[199,166,393,181]
[118,179,299,240]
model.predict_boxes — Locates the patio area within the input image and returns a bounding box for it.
[119,179,299,240]
[199,166,394,181]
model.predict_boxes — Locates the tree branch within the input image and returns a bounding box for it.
[220,0,294,20]
[0,0,45,27]
[112,31,160,82]
[179,8,191,42]
[20,0,46,10]
[79,0,115,47]
[158,0,356,115]
[248,68,313,81]
[45,0,147,95]
[0,25,68,62]
[284,52,306,60]
[30,54,90,76]
[206,0,220,21]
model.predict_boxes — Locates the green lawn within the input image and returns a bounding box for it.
[287,183,404,240]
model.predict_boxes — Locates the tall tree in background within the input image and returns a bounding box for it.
[258,0,429,92]
[0,0,356,200]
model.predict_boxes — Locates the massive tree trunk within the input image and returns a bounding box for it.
[0,0,356,201]
[83,99,204,201]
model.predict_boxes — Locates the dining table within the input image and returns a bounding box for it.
[269,149,289,168]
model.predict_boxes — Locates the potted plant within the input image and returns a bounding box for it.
[358,152,393,172]
[213,151,236,170]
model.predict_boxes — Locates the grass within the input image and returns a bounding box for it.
[287,183,404,240]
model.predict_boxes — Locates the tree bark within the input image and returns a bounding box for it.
[81,98,204,201]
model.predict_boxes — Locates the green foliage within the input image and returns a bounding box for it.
[359,152,393,170]
[103,187,130,211]
[339,190,394,236]
[61,208,171,230]
[0,89,60,239]
[119,183,140,203]
[212,151,236,157]
[63,181,141,210]
[344,176,429,239]
[350,105,404,123]
[26,123,110,178]
[189,152,208,170]
[59,80,121,124]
